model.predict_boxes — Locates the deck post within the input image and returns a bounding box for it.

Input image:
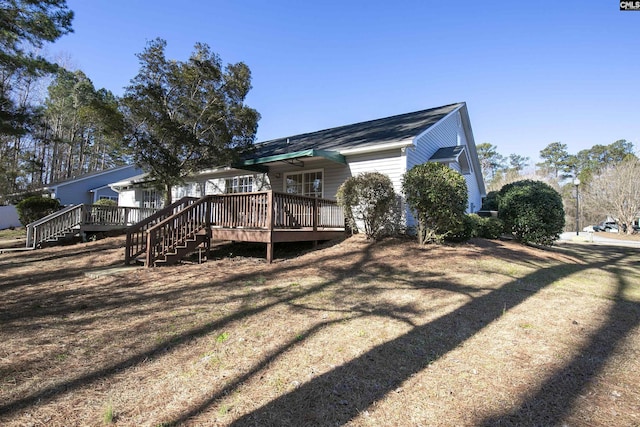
[266,191,275,263]
[266,242,274,263]
[204,195,212,260]
[125,231,132,264]
[145,230,153,267]
[312,197,318,232]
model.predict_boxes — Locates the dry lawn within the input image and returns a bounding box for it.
[0,234,639,426]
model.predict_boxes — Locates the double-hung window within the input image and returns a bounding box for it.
[284,170,323,198]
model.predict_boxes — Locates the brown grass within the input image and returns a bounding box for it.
[0,235,638,426]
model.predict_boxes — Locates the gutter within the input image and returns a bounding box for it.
[338,138,415,156]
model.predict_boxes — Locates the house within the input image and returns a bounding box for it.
[44,165,144,206]
[113,102,486,230]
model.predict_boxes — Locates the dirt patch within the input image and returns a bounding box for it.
[0,235,638,426]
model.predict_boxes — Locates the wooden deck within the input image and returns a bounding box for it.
[26,204,158,249]
[126,191,345,266]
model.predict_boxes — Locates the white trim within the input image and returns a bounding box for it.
[283,168,325,198]
[338,139,415,156]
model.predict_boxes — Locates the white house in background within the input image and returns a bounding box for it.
[111,102,486,227]
[43,164,144,206]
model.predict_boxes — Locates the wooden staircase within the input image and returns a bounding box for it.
[25,204,160,249]
[26,204,84,248]
[125,197,200,266]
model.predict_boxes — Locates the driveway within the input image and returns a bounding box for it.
[559,232,640,248]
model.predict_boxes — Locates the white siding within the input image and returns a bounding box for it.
[408,109,461,171]
[346,149,405,194]
[406,107,483,214]
[117,188,138,208]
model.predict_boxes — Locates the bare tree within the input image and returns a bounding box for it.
[582,157,640,234]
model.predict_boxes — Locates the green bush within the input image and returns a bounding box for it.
[336,172,396,239]
[498,179,565,245]
[402,162,468,244]
[477,216,504,239]
[15,196,61,225]
[482,191,499,210]
[93,198,117,207]
[446,214,477,243]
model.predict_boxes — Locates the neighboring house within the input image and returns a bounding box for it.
[0,205,21,229]
[44,165,144,206]
[112,102,486,229]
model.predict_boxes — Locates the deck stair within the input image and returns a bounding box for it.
[26,204,159,249]
[125,197,199,265]
[26,204,84,248]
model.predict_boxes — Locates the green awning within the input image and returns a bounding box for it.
[242,149,346,167]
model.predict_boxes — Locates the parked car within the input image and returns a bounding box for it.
[596,221,618,232]
[582,225,597,232]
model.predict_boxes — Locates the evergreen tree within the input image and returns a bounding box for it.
[123,38,260,205]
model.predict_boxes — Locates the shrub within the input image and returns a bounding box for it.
[402,162,468,244]
[446,214,477,243]
[94,198,117,207]
[336,172,396,239]
[477,216,504,239]
[498,179,565,245]
[15,196,61,225]
[482,191,499,210]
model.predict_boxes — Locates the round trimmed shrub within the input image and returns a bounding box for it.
[337,172,396,239]
[498,179,564,245]
[402,162,468,244]
[15,196,61,225]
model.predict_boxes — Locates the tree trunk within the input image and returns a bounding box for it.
[164,183,172,208]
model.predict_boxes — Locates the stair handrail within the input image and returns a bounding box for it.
[26,204,84,248]
[144,195,212,266]
[124,196,199,264]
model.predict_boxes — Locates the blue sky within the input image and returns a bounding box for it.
[49,0,639,165]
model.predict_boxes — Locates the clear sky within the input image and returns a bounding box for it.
[49,0,640,166]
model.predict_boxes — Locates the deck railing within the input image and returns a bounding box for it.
[82,205,157,226]
[139,191,344,266]
[27,204,158,249]
[125,197,199,264]
[144,196,211,266]
[26,204,84,248]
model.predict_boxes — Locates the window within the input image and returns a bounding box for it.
[142,189,163,209]
[99,196,118,201]
[284,170,323,198]
[225,176,254,194]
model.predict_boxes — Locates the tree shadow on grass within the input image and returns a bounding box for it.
[478,263,640,425]
[0,239,633,426]
[0,238,380,419]
[216,246,632,427]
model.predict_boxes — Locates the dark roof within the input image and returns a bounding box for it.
[253,102,463,158]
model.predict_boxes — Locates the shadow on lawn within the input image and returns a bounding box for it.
[0,238,382,418]
[219,244,635,427]
[0,239,636,426]
[479,255,640,425]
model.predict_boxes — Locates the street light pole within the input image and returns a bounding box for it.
[573,177,581,236]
